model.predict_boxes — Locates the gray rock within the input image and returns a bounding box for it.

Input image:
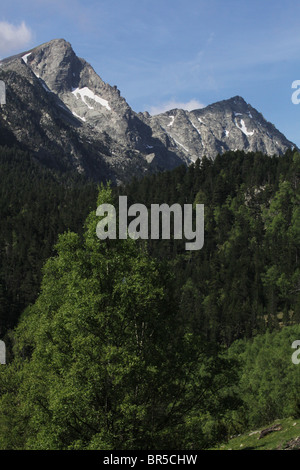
[148,96,294,163]
[0,39,296,184]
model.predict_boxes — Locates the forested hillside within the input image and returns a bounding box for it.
[116,149,300,344]
[0,145,97,334]
[0,146,299,449]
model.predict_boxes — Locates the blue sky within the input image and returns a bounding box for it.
[1,0,300,146]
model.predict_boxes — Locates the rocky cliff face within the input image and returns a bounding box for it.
[147,95,294,164]
[0,38,295,183]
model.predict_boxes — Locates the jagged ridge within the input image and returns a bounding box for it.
[0,38,295,183]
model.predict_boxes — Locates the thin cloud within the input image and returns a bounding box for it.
[0,21,33,56]
[149,99,205,115]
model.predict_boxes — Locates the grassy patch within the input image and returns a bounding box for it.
[215,417,300,450]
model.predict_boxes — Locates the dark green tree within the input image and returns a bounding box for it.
[0,186,237,450]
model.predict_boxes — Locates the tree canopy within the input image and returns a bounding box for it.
[0,186,238,450]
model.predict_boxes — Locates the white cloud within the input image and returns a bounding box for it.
[149,99,205,115]
[0,21,33,56]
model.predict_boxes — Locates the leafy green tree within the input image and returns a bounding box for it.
[0,186,237,450]
[227,325,300,430]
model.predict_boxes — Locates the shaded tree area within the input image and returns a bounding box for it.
[227,324,300,433]
[1,146,299,344]
[0,146,299,450]
[0,187,239,450]
[116,149,300,345]
[0,145,97,334]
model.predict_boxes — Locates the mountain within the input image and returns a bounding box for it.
[0,38,295,183]
[147,96,295,163]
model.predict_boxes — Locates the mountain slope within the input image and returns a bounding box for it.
[147,95,294,163]
[0,38,295,183]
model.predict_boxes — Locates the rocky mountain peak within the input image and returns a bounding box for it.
[0,38,296,184]
[22,38,84,94]
[149,95,295,163]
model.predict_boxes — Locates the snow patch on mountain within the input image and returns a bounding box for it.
[168,115,175,127]
[72,87,111,111]
[190,121,201,135]
[235,118,255,137]
[72,111,86,122]
[173,138,189,153]
[22,52,31,64]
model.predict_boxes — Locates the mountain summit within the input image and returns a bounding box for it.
[147,95,295,163]
[0,39,295,183]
